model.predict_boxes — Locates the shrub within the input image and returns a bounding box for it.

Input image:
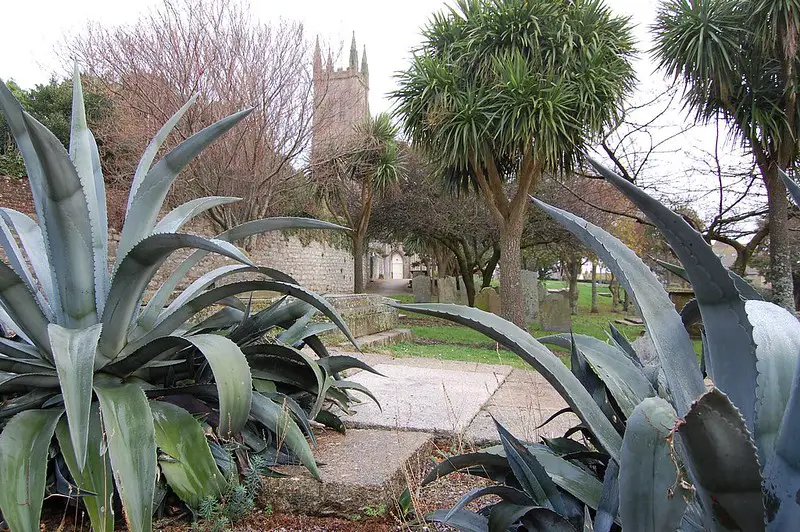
[395,156,800,530]
[0,68,376,532]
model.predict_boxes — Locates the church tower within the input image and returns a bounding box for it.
[311,33,370,166]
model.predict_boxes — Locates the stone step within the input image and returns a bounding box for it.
[260,428,433,518]
[349,328,412,349]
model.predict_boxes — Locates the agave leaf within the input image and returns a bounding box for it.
[128,95,198,213]
[0,372,60,393]
[680,299,701,330]
[276,307,317,344]
[152,196,240,235]
[607,323,640,365]
[116,108,253,269]
[568,336,615,424]
[594,459,619,532]
[514,507,577,531]
[0,390,52,419]
[330,379,381,409]
[0,209,55,309]
[104,336,187,377]
[762,336,800,531]
[619,397,687,532]
[0,83,52,301]
[745,301,800,463]
[229,297,308,345]
[188,306,245,333]
[249,391,319,479]
[0,213,51,319]
[48,323,102,471]
[258,391,316,442]
[0,337,42,359]
[779,168,800,209]
[0,262,52,355]
[392,302,622,458]
[0,355,52,373]
[653,257,762,301]
[0,408,62,532]
[587,156,757,429]
[142,217,347,329]
[532,197,704,418]
[55,405,114,532]
[285,323,337,347]
[150,400,227,508]
[317,355,384,377]
[540,334,655,418]
[68,65,108,315]
[428,509,489,532]
[94,376,156,532]
[100,233,254,359]
[182,334,252,437]
[676,388,764,531]
[22,112,97,328]
[446,486,532,521]
[494,419,565,513]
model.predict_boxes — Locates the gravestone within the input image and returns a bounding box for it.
[540,289,571,332]
[521,270,539,322]
[438,276,458,304]
[475,287,501,315]
[456,278,469,305]
[412,276,432,303]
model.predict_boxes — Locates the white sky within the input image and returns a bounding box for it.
[0,0,757,225]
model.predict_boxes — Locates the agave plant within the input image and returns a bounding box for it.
[395,156,800,531]
[0,69,377,532]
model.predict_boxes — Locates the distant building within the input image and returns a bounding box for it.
[711,241,766,288]
[311,34,414,282]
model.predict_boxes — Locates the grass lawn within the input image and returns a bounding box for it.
[377,280,701,367]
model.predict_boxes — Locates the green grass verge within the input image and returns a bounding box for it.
[380,280,701,366]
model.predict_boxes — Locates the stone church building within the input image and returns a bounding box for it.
[312,34,416,282]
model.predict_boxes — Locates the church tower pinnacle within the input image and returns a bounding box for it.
[349,32,358,71]
[361,45,369,86]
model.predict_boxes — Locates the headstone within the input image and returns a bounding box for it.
[540,289,571,332]
[521,270,539,322]
[456,278,469,305]
[475,287,501,315]
[538,282,548,306]
[412,276,432,303]
[438,276,458,304]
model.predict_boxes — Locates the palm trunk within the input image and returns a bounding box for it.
[590,260,599,314]
[353,234,365,293]
[764,164,794,310]
[566,258,580,315]
[499,216,525,326]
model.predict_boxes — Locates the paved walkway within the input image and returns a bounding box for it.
[335,351,576,445]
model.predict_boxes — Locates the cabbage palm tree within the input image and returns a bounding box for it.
[653,0,800,309]
[314,112,402,292]
[392,0,636,326]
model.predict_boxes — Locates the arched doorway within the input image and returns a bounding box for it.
[391,254,404,280]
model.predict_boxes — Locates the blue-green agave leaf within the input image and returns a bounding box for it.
[150,400,227,508]
[392,302,622,458]
[0,262,52,355]
[428,509,489,532]
[446,485,532,520]
[540,333,655,418]
[619,397,687,532]
[22,112,97,328]
[48,323,102,471]
[587,155,757,430]
[594,459,619,532]
[115,107,253,270]
[249,392,319,479]
[653,257,762,301]
[100,233,254,359]
[531,197,704,418]
[94,376,156,532]
[0,214,51,319]
[68,64,108,315]
[779,169,800,210]
[182,334,252,437]
[140,217,347,329]
[152,196,240,235]
[676,388,764,531]
[0,209,55,310]
[0,408,62,532]
[55,405,114,532]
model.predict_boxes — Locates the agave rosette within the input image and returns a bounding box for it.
[0,69,377,532]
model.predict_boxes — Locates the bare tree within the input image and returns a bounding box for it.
[66,0,319,246]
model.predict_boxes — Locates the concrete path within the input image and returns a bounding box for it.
[266,351,575,518]
[339,351,573,444]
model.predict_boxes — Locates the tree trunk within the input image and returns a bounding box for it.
[353,234,365,294]
[566,258,580,315]
[610,276,619,311]
[482,243,501,289]
[764,165,794,310]
[590,260,599,314]
[499,215,525,326]
[622,288,630,313]
[452,245,477,307]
